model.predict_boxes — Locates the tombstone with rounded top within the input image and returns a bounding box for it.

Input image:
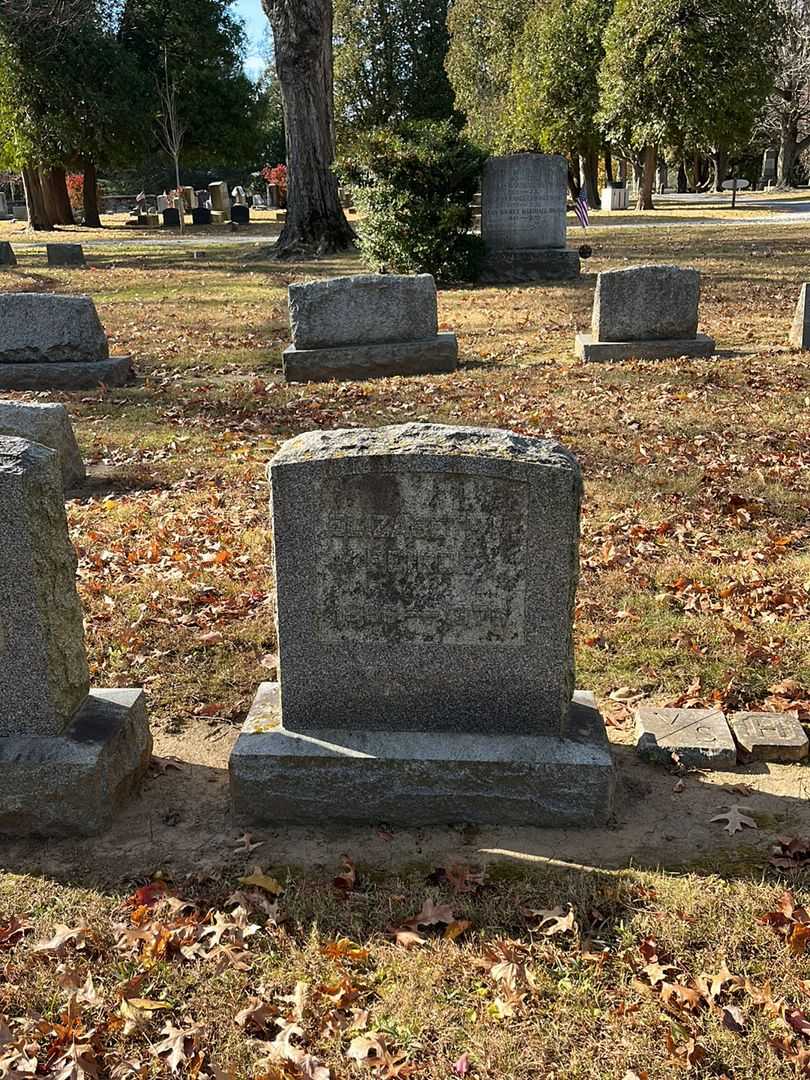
[229,422,614,826]
[0,400,85,489]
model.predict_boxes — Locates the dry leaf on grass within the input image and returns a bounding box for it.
[239,868,284,895]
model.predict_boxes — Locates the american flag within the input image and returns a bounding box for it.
[574,187,590,228]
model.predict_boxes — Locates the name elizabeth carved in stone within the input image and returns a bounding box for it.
[316,472,528,645]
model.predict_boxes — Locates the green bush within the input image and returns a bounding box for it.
[337,120,487,283]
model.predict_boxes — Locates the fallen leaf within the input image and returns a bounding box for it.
[711,806,758,835]
[239,868,283,895]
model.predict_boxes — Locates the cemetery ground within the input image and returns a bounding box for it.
[0,219,808,1077]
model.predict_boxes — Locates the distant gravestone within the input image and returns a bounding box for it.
[283,274,458,382]
[0,436,151,834]
[192,207,212,226]
[208,181,230,218]
[231,203,249,225]
[0,242,16,267]
[789,283,810,349]
[229,423,615,826]
[635,706,737,769]
[480,154,580,283]
[0,194,12,221]
[162,207,181,227]
[0,293,131,390]
[0,401,85,489]
[575,265,716,362]
[46,243,85,268]
[156,195,169,213]
[761,148,778,182]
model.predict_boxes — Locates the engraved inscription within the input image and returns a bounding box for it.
[316,472,528,645]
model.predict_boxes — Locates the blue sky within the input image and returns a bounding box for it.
[231,0,268,79]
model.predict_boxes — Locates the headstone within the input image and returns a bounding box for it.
[634,706,737,769]
[11,204,28,222]
[729,712,808,762]
[600,184,628,211]
[0,293,131,390]
[575,265,716,362]
[46,244,86,268]
[283,274,458,382]
[144,212,160,228]
[195,189,210,208]
[479,154,580,283]
[0,436,151,834]
[0,401,85,489]
[231,203,249,225]
[789,283,810,349]
[180,186,196,209]
[208,181,230,218]
[162,207,181,227]
[229,423,615,826]
[231,185,247,205]
[761,148,778,182]
[192,206,212,226]
[210,210,227,225]
[0,193,12,221]
[0,242,16,267]
[156,195,169,213]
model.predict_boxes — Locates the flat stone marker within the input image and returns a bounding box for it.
[0,293,131,390]
[576,265,716,362]
[229,423,615,826]
[283,274,458,382]
[0,400,85,489]
[0,436,151,834]
[730,711,808,762]
[46,243,86,267]
[0,242,16,267]
[635,706,737,769]
[789,283,810,349]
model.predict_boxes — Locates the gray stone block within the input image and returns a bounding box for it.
[789,283,810,349]
[0,401,85,489]
[729,711,808,762]
[575,333,716,363]
[0,437,90,736]
[230,684,615,827]
[635,706,737,769]
[592,266,700,342]
[269,424,581,737]
[46,243,86,267]
[0,688,152,836]
[0,293,108,363]
[0,356,132,390]
[0,242,16,267]
[479,247,580,284]
[283,333,458,383]
[481,154,568,251]
[288,274,439,349]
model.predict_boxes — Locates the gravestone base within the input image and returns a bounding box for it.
[230,684,615,827]
[283,333,458,383]
[575,333,716,363]
[0,689,152,836]
[480,248,580,284]
[0,356,132,390]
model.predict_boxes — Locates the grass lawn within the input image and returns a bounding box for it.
[0,218,808,1077]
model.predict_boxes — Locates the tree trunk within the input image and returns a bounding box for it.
[40,167,74,225]
[262,0,353,255]
[777,118,799,188]
[656,157,667,194]
[677,161,688,193]
[637,145,656,210]
[710,147,727,192]
[580,149,600,209]
[21,166,54,230]
[83,159,101,228]
[604,146,614,186]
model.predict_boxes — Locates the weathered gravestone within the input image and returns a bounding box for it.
[729,712,808,763]
[229,423,615,825]
[0,193,12,221]
[0,292,132,390]
[283,274,458,382]
[0,436,151,834]
[163,207,181,227]
[0,400,85,488]
[208,181,231,218]
[635,706,737,769]
[231,204,249,225]
[0,242,16,267]
[46,243,86,268]
[192,207,212,226]
[480,154,580,283]
[789,283,810,349]
[575,265,716,362]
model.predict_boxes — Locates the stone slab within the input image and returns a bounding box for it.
[0,293,108,363]
[283,334,457,382]
[479,248,580,284]
[0,356,132,390]
[46,243,86,267]
[229,684,615,827]
[592,265,700,342]
[789,283,810,349]
[269,424,581,737]
[0,688,152,836]
[0,242,16,267]
[0,400,85,488]
[288,274,439,349]
[635,706,737,769]
[481,153,568,252]
[0,436,90,736]
[729,711,808,762]
[575,333,716,363]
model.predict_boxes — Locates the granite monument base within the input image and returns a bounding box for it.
[230,684,615,827]
[480,248,580,284]
[0,689,152,836]
[283,333,458,383]
[575,333,716,363]
[0,356,132,390]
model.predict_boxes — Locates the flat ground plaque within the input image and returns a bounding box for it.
[730,711,808,762]
[635,706,737,769]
